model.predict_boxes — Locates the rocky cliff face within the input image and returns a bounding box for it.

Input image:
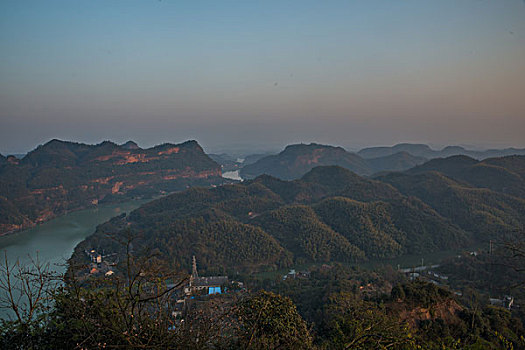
[0,139,223,235]
[395,299,464,329]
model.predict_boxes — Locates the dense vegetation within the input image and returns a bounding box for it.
[406,155,525,198]
[377,169,525,241]
[1,255,523,349]
[0,139,223,235]
[2,152,525,349]
[71,160,524,276]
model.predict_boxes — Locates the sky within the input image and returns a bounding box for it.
[1,0,524,155]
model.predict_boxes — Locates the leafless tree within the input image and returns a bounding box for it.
[0,252,60,324]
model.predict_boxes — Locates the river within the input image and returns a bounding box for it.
[0,200,149,275]
[222,170,243,181]
[0,200,150,320]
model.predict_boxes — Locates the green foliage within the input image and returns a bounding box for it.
[2,256,525,349]
[255,205,365,263]
[236,291,312,349]
[320,292,417,349]
[314,197,405,258]
[378,171,525,241]
[72,163,525,276]
[301,166,402,202]
[409,155,525,198]
[391,280,451,307]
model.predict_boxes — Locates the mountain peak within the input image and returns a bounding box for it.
[179,140,201,148]
[152,140,203,152]
[442,145,466,152]
[41,139,74,149]
[96,140,118,147]
[121,140,140,150]
[241,144,370,180]
[283,143,345,153]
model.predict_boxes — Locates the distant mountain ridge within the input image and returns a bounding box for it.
[208,153,241,172]
[366,151,427,173]
[240,143,426,180]
[0,139,223,235]
[240,143,371,180]
[358,143,525,160]
[405,155,525,198]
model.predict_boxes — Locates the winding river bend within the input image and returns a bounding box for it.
[0,200,148,274]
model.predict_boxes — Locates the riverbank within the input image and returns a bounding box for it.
[0,199,150,273]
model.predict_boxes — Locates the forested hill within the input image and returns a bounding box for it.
[0,139,223,235]
[239,143,426,180]
[72,163,524,276]
[405,155,525,198]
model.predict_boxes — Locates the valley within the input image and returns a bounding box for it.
[1,141,524,349]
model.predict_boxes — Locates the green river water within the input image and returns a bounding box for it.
[0,200,149,320]
[0,200,148,276]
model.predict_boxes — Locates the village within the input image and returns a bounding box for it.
[85,245,517,320]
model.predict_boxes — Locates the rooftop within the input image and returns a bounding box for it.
[193,276,228,287]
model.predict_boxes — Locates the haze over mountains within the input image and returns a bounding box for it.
[240,144,374,180]
[0,139,223,235]
[358,143,525,160]
[2,138,525,348]
[2,139,525,236]
[239,142,525,180]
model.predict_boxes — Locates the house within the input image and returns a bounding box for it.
[192,276,229,294]
[489,296,514,310]
[184,256,228,296]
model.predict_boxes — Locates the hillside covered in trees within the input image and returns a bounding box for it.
[72,157,525,275]
[404,155,525,198]
[2,257,523,349]
[0,139,223,235]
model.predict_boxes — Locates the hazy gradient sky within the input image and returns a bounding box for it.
[1,0,524,154]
